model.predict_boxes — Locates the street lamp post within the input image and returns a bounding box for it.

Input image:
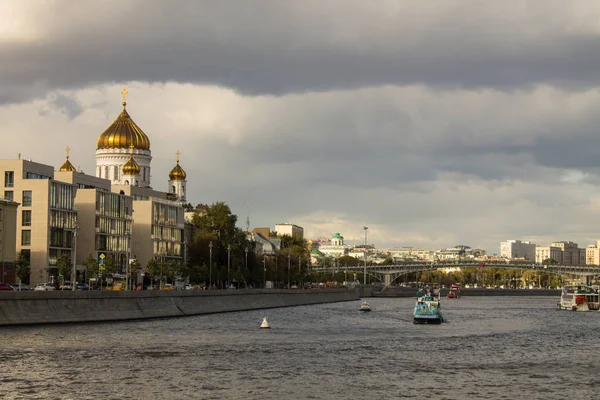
[227,244,231,289]
[209,241,213,289]
[72,222,79,291]
[125,230,130,291]
[245,247,248,271]
[363,226,368,285]
[263,253,266,288]
[287,253,291,288]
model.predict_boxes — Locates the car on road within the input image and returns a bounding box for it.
[0,283,15,291]
[11,284,31,291]
[34,283,55,291]
[59,282,73,290]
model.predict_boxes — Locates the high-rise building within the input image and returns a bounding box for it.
[500,240,536,260]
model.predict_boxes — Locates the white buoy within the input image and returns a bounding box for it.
[260,315,270,329]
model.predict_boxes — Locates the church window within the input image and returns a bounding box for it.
[124,180,129,185]
[104,166,109,180]
[114,166,119,181]
[172,185,176,193]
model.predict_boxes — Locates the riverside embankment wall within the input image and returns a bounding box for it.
[372,287,561,298]
[0,288,363,326]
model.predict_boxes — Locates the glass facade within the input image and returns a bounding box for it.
[93,190,133,271]
[25,172,51,180]
[151,201,184,258]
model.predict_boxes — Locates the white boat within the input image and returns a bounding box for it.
[557,285,599,311]
[359,300,371,312]
[260,316,270,329]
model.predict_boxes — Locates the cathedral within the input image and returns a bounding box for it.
[91,88,187,204]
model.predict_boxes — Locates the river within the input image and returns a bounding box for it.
[0,296,597,400]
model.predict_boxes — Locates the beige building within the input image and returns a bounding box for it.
[535,246,563,264]
[0,159,77,286]
[275,223,304,241]
[0,198,19,283]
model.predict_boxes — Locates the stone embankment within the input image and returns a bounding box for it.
[0,288,363,327]
[373,287,561,298]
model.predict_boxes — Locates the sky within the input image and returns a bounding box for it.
[3,0,600,254]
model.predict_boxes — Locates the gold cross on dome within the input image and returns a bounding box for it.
[121,88,128,103]
[175,150,181,162]
[65,146,71,158]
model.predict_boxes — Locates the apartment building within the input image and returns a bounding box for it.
[0,159,77,285]
[0,198,19,283]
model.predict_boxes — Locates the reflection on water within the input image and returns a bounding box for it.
[1,296,599,399]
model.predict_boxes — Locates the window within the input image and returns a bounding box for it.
[4,171,14,187]
[22,210,31,226]
[21,230,31,246]
[4,191,13,201]
[22,190,32,206]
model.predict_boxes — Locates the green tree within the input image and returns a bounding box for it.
[542,258,558,265]
[103,254,117,275]
[56,253,72,282]
[146,258,160,288]
[82,253,98,281]
[129,257,142,285]
[15,251,31,284]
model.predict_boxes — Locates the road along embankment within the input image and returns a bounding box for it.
[0,288,361,326]
[372,287,561,298]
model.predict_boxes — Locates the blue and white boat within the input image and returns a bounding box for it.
[359,300,371,312]
[413,292,443,324]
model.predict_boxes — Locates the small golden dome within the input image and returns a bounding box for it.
[122,151,141,176]
[96,91,150,151]
[59,158,76,172]
[169,163,187,180]
[59,146,76,172]
[169,151,187,180]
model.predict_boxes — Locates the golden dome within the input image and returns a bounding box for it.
[169,151,187,180]
[122,146,141,176]
[59,146,76,172]
[96,90,150,151]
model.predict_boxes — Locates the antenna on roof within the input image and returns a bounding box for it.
[17,153,21,160]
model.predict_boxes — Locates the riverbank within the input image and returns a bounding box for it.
[0,288,364,326]
[372,287,561,298]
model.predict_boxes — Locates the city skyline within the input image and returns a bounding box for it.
[3,1,600,253]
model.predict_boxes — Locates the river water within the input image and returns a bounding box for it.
[0,296,597,400]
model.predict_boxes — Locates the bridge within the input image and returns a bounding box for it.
[311,262,600,286]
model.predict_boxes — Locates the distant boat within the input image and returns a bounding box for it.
[359,300,371,312]
[557,285,598,311]
[413,291,444,324]
[260,316,270,329]
[447,284,461,299]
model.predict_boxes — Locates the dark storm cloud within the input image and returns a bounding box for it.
[2,1,600,104]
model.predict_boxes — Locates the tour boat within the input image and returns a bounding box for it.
[557,285,599,311]
[447,284,461,299]
[359,300,371,312]
[413,292,444,324]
